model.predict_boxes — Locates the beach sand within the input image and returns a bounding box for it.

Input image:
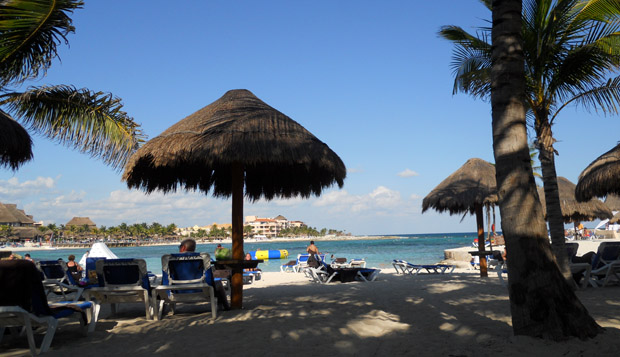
[2,269,619,356]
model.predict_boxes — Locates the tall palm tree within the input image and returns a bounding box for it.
[440,0,620,276]
[490,0,601,340]
[0,0,144,170]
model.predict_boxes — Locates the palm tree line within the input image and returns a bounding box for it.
[39,222,178,241]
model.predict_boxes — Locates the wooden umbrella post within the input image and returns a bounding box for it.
[476,204,488,277]
[230,162,244,309]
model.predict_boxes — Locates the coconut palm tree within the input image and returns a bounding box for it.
[0,0,144,170]
[440,0,620,276]
[489,0,602,340]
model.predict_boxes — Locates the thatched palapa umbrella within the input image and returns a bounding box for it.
[123,89,346,309]
[0,113,33,170]
[576,143,620,201]
[604,194,620,212]
[537,177,612,225]
[422,158,497,277]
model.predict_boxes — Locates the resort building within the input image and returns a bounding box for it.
[244,215,306,238]
[0,202,43,239]
[66,217,97,229]
[177,223,232,237]
[0,202,35,227]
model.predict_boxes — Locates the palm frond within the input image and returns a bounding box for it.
[0,109,32,169]
[1,85,146,169]
[555,76,620,119]
[438,26,492,98]
[577,0,620,23]
[0,0,82,88]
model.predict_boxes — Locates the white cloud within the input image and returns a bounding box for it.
[0,176,58,200]
[410,194,421,200]
[313,186,409,215]
[347,167,364,174]
[397,169,419,178]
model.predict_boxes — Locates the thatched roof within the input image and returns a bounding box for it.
[66,217,96,227]
[0,112,33,170]
[538,177,612,222]
[12,226,42,239]
[0,202,35,225]
[609,212,620,224]
[422,158,497,215]
[122,89,346,201]
[274,215,287,221]
[576,143,620,201]
[604,194,620,212]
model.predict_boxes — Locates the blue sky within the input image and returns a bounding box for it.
[1,1,617,235]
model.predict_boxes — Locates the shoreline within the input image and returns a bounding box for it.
[0,235,404,252]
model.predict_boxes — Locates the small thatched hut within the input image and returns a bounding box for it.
[0,202,35,226]
[66,217,97,229]
[537,177,612,223]
[576,143,620,201]
[422,158,497,277]
[122,89,346,309]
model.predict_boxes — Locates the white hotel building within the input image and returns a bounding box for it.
[244,215,305,238]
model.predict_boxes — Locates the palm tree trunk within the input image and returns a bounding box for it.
[535,118,572,279]
[491,0,601,340]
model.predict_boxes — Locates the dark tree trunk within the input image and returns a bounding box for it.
[535,118,572,280]
[476,204,488,277]
[230,162,244,309]
[491,0,602,340]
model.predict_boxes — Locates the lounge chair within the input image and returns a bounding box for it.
[584,242,620,287]
[307,261,380,284]
[348,258,366,268]
[393,260,455,275]
[0,260,97,355]
[243,270,262,284]
[37,260,84,302]
[280,260,298,272]
[152,253,216,320]
[294,253,327,272]
[85,258,152,320]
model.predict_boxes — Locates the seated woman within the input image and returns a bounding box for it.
[244,253,259,272]
[66,254,83,282]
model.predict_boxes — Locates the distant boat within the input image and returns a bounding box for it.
[44,246,58,250]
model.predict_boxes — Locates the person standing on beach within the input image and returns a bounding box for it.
[179,238,230,311]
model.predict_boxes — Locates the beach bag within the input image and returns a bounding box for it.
[307,254,320,268]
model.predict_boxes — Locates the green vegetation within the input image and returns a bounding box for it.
[277,226,344,237]
[48,222,178,240]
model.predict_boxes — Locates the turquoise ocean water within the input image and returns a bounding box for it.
[19,233,477,273]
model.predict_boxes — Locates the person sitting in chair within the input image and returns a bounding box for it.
[179,238,230,311]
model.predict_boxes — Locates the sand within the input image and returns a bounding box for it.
[2,268,620,357]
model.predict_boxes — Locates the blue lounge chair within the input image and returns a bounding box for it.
[152,253,217,320]
[37,260,84,302]
[584,242,620,287]
[280,259,298,272]
[0,260,97,355]
[85,259,152,320]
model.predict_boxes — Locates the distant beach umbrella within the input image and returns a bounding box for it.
[576,143,620,202]
[609,212,620,225]
[604,194,620,212]
[122,89,346,309]
[422,158,497,277]
[0,112,32,170]
[538,177,612,223]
